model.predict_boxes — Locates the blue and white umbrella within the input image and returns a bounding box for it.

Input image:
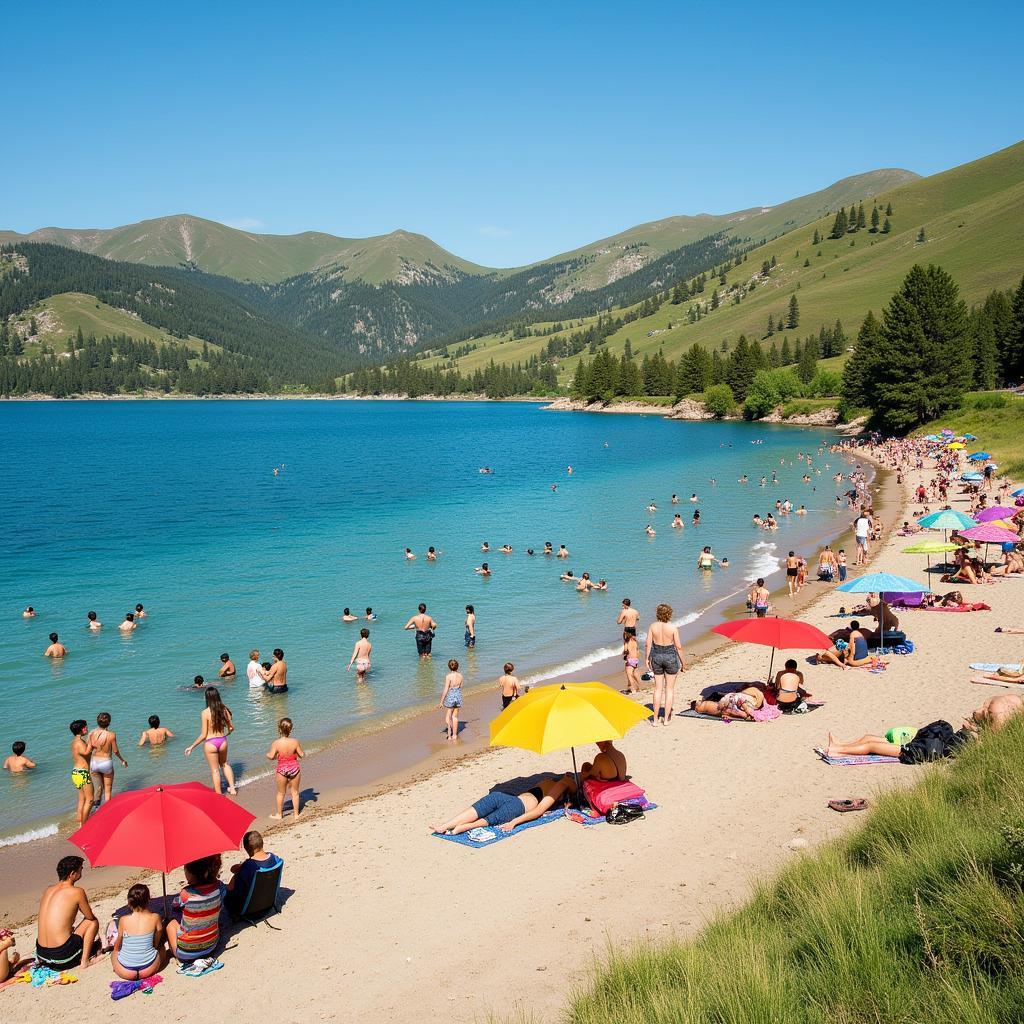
[837,573,930,651]
[968,452,991,461]
[1011,488,1024,498]
[961,472,983,482]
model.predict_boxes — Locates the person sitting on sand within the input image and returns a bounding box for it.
[690,685,766,720]
[44,632,66,658]
[0,930,21,983]
[111,883,168,981]
[218,653,236,678]
[224,830,283,917]
[165,857,224,965]
[35,856,100,972]
[4,740,36,772]
[771,660,808,713]
[138,715,174,747]
[431,775,577,835]
[822,693,1023,762]
[819,621,875,667]
[580,740,626,781]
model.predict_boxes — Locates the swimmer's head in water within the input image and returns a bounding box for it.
[220,653,230,662]
[273,648,283,660]
[343,608,350,616]
[87,611,97,621]
[49,632,59,642]
[70,719,87,736]
[504,663,514,674]
[366,608,373,615]
[148,715,160,728]
[125,613,135,622]
[656,604,672,622]
[418,603,426,613]
[135,604,144,613]
[278,717,292,736]
[195,675,205,687]
[97,711,111,728]
[448,659,459,671]
[360,628,369,639]
[12,740,26,755]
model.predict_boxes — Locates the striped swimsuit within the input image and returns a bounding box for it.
[176,882,223,961]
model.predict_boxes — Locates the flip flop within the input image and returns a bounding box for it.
[828,798,867,813]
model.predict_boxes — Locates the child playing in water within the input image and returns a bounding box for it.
[3,740,36,772]
[498,662,520,709]
[138,715,174,747]
[266,717,304,820]
[440,659,463,740]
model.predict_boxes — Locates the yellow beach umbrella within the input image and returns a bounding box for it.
[947,442,965,450]
[490,681,652,793]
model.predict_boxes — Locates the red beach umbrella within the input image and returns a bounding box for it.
[712,616,833,682]
[69,782,255,917]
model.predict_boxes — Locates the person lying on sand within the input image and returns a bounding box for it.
[822,693,1023,762]
[971,661,1024,683]
[690,685,765,720]
[431,775,576,835]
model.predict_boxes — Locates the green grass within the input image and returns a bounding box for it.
[9,292,213,353]
[778,397,838,418]
[563,716,1024,1024]
[915,393,1024,478]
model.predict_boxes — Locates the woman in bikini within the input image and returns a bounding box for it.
[185,687,236,795]
[266,717,304,820]
[770,659,808,713]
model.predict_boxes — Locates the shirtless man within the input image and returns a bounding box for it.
[89,711,127,805]
[404,604,437,658]
[617,598,640,639]
[474,562,491,577]
[265,648,288,693]
[557,545,569,558]
[341,608,359,622]
[119,613,137,632]
[69,720,93,825]
[218,652,236,678]
[404,548,416,560]
[35,856,99,972]
[348,628,372,682]
[45,632,67,657]
[86,611,102,630]
[138,714,174,747]
[4,740,36,772]
[464,605,476,648]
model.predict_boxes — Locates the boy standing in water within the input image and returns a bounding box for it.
[348,628,372,683]
[498,663,520,708]
[138,715,175,747]
[4,741,36,772]
[69,721,93,825]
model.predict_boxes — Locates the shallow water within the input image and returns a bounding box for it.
[0,400,848,842]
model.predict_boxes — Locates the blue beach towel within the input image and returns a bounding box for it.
[969,663,1022,672]
[814,747,900,766]
[432,809,563,848]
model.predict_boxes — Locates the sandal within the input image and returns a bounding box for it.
[828,798,867,813]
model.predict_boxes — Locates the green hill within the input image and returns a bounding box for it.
[424,139,1024,384]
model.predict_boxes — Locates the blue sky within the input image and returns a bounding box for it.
[4,0,1023,267]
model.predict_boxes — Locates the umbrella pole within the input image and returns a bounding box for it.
[571,747,582,809]
[162,872,169,923]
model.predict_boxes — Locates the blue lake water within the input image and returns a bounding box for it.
[0,400,848,843]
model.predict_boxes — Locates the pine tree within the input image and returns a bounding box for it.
[830,209,847,239]
[10,331,24,356]
[766,314,775,337]
[797,335,817,383]
[871,264,970,430]
[812,228,821,246]
[711,289,720,310]
[710,349,725,385]
[870,206,880,232]
[619,353,644,396]
[803,257,810,267]
[725,335,759,401]
[848,206,858,232]
[881,217,892,234]
[856,204,866,230]
[787,294,800,329]
[982,287,1015,386]
[770,255,777,268]
[761,260,771,277]
[768,342,781,368]
[968,304,998,391]
[917,227,926,243]
[885,202,893,216]
[1007,275,1024,386]
[819,323,831,358]
[833,319,847,356]
[780,337,792,365]
[841,310,883,407]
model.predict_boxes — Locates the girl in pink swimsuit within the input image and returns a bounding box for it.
[267,717,305,820]
[185,687,236,795]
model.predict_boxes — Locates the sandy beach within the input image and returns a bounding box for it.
[4,449,1021,1023]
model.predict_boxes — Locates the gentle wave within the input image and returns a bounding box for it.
[745,541,781,582]
[235,768,275,790]
[521,611,703,686]
[0,823,59,848]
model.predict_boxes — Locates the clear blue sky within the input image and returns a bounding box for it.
[4,0,1022,267]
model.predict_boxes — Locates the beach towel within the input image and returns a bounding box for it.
[432,809,563,848]
[969,663,1022,672]
[564,800,658,826]
[814,748,900,766]
[971,677,1024,691]
[915,603,991,612]
[680,702,822,723]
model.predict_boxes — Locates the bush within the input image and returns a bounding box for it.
[703,383,735,418]
[808,369,842,398]
[970,392,1010,410]
[743,370,803,420]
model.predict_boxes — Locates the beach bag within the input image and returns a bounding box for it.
[605,804,644,825]
[583,778,645,815]
[898,720,967,764]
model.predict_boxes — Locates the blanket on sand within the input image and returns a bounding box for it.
[814,747,901,766]
[432,809,563,848]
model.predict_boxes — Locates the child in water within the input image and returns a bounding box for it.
[440,659,463,740]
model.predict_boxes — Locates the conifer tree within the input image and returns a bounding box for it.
[711,289,720,310]
[768,341,781,368]
[885,202,893,216]
[787,294,800,329]
[797,335,817,383]
[812,228,821,246]
[780,337,792,365]
[1007,275,1024,386]
[766,314,775,337]
[856,204,866,230]
[830,209,847,239]
[968,304,998,391]
[841,310,883,407]
[870,206,880,232]
[832,319,847,356]
[917,227,926,243]
[881,217,892,234]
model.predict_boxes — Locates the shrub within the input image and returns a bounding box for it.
[703,383,735,418]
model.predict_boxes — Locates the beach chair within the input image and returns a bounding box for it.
[227,859,284,926]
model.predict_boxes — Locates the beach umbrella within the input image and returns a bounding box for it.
[916,509,976,542]
[837,573,930,650]
[947,442,965,450]
[968,452,991,461]
[975,505,1018,522]
[963,434,977,441]
[489,681,652,797]
[903,539,960,579]
[961,472,983,482]
[69,782,255,918]
[960,524,1019,543]
[711,616,832,683]
[1011,488,1024,498]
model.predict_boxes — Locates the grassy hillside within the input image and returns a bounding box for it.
[0,216,489,285]
[564,715,1024,1024]
[8,292,211,356]
[915,393,1024,478]
[428,140,1024,385]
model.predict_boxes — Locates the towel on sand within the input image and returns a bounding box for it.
[969,663,1022,672]
[433,809,563,848]
[915,602,991,612]
[564,800,658,826]
[681,702,822,723]
[814,748,900,766]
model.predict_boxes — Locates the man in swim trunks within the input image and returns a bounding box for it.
[404,603,437,658]
[89,711,127,805]
[617,599,640,638]
[69,720,93,825]
[45,632,67,658]
[464,605,476,648]
[35,856,99,972]
[348,628,372,682]
[265,648,288,692]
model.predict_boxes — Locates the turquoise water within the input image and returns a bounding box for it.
[0,400,847,843]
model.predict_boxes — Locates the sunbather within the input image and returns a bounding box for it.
[771,660,808,712]
[690,685,766,720]
[431,775,576,835]
[822,693,1022,762]
[818,621,876,667]
[971,663,1024,683]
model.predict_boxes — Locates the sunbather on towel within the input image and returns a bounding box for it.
[431,775,576,835]
[818,622,878,667]
[770,660,809,712]
[823,693,1023,761]
[690,685,765,720]
[971,664,1024,683]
